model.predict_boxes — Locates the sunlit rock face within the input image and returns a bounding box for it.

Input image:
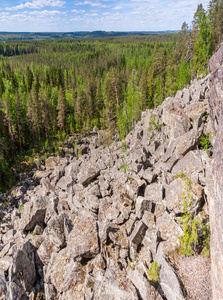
[208,42,223,300]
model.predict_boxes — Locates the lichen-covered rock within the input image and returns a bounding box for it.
[156,249,185,300]
[166,178,203,215]
[128,269,162,300]
[15,195,47,232]
[172,150,203,178]
[130,221,148,245]
[66,211,99,259]
[9,241,36,293]
[77,163,100,185]
[94,262,138,300]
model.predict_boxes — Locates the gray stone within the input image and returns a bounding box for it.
[44,213,67,249]
[94,264,138,300]
[144,183,163,202]
[10,241,36,292]
[166,178,203,215]
[15,196,47,232]
[172,151,203,178]
[136,196,153,219]
[0,268,6,300]
[156,249,185,300]
[130,221,148,245]
[128,269,162,300]
[156,212,183,254]
[67,212,99,259]
[77,163,100,185]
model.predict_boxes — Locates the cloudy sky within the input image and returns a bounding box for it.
[0,0,210,32]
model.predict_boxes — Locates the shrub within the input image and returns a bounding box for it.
[147,261,160,287]
[120,162,129,173]
[19,205,24,211]
[179,201,210,257]
[200,133,212,150]
[148,115,163,132]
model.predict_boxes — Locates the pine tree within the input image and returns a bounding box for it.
[57,87,66,132]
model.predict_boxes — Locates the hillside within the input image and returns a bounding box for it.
[0,69,213,299]
[0,31,178,41]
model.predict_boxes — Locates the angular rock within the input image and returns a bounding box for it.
[144,183,163,202]
[44,213,67,249]
[0,268,6,299]
[156,249,185,300]
[10,241,36,293]
[156,212,183,242]
[172,151,203,178]
[94,263,138,300]
[166,178,203,215]
[15,196,47,232]
[77,164,100,185]
[130,221,148,245]
[136,196,153,219]
[67,211,99,259]
[128,269,162,300]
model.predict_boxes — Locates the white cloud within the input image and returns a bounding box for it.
[85,13,98,16]
[75,1,107,8]
[72,9,85,13]
[6,0,65,11]
[113,6,122,10]
[130,0,159,2]
[29,10,66,16]
[75,1,101,7]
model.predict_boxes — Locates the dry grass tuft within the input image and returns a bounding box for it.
[170,255,212,300]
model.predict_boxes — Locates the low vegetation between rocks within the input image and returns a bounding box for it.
[0,74,213,299]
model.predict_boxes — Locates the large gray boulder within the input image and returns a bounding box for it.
[128,269,163,300]
[14,196,47,232]
[9,241,36,293]
[166,178,203,215]
[66,211,99,259]
[156,248,185,300]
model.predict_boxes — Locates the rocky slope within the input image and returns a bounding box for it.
[0,73,214,299]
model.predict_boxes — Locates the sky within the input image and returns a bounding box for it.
[0,0,210,32]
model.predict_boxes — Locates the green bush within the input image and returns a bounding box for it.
[200,133,212,150]
[120,162,129,173]
[148,115,163,132]
[179,201,210,257]
[147,261,160,287]
[19,205,24,211]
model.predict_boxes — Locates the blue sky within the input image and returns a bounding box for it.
[0,0,210,32]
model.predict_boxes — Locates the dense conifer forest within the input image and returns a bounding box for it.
[0,0,222,191]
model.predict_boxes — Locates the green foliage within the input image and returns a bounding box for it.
[179,201,198,256]
[121,141,127,152]
[147,261,160,287]
[200,133,212,150]
[77,149,82,159]
[19,205,24,211]
[148,115,163,132]
[175,171,186,179]
[120,162,129,173]
[179,201,210,257]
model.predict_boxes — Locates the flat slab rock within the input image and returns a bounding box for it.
[67,211,99,259]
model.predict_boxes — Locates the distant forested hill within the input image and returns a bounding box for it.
[0,31,178,41]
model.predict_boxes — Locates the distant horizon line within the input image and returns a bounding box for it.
[0,30,179,33]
